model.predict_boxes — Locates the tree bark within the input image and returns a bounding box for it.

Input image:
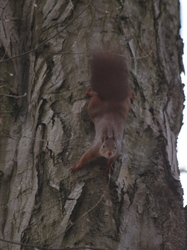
[0,0,186,250]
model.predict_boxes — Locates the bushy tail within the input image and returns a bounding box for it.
[90,52,130,101]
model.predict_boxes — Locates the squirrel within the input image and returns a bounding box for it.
[70,51,134,172]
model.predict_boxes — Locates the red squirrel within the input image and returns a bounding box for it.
[70,51,134,172]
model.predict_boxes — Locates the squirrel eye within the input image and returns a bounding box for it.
[102,145,105,149]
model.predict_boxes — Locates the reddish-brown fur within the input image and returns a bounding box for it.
[70,52,134,172]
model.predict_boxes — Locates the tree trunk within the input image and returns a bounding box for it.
[0,0,186,250]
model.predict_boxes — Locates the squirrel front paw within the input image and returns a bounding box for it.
[70,163,82,173]
[104,160,115,173]
[70,165,77,173]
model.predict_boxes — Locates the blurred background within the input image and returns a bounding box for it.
[178,0,187,206]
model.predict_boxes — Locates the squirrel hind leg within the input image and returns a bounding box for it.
[86,89,98,97]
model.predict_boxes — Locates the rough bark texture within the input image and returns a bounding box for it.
[0,0,186,250]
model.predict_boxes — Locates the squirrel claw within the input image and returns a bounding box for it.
[86,89,98,97]
[70,163,82,173]
[70,165,77,173]
[86,89,91,95]
[130,92,136,103]
[104,162,114,173]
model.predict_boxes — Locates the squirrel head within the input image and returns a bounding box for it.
[99,136,117,159]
